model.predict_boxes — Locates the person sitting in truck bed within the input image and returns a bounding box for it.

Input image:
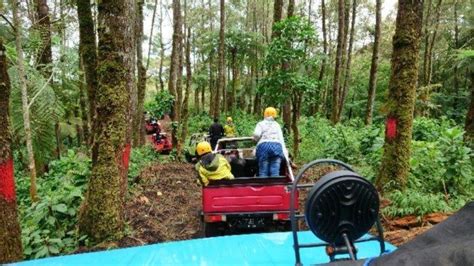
[195,141,234,186]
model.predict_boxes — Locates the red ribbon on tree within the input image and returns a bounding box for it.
[122,143,132,173]
[0,159,16,201]
[386,117,398,140]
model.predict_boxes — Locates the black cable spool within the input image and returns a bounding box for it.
[305,170,379,245]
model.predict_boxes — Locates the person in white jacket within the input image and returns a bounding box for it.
[253,107,288,177]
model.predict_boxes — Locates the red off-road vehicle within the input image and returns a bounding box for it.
[151,132,172,154]
[201,137,298,237]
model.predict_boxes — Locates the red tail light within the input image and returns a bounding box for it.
[204,215,226,223]
[273,213,290,221]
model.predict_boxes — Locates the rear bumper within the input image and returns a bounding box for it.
[202,211,293,229]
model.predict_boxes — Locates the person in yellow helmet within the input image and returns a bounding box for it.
[253,107,288,177]
[194,141,234,186]
[224,117,237,137]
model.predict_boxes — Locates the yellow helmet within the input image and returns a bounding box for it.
[264,107,277,118]
[196,141,212,156]
[227,117,233,122]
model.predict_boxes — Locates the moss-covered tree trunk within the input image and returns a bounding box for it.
[0,39,23,264]
[77,0,98,146]
[331,0,345,124]
[464,71,474,145]
[365,0,382,125]
[376,0,424,192]
[12,0,38,202]
[135,0,146,147]
[78,0,134,242]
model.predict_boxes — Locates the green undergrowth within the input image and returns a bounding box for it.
[15,145,159,259]
[297,116,473,217]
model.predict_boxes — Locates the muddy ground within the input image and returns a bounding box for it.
[119,162,202,247]
[118,161,450,248]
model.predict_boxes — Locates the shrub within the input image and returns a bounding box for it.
[19,150,90,259]
[18,147,158,259]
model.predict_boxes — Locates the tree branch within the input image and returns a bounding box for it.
[0,13,16,32]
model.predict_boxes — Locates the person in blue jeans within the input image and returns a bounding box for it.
[253,107,288,177]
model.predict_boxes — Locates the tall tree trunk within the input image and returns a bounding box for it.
[77,0,98,145]
[337,0,351,120]
[146,0,158,71]
[35,0,52,75]
[208,0,214,115]
[464,71,474,144]
[377,0,424,192]
[426,0,442,86]
[331,0,345,124]
[158,0,165,91]
[338,0,357,120]
[78,0,134,242]
[135,0,146,147]
[180,25,192,155]
[0,38,23,264]
[175,27,184,157]
[168,0,182,149]
[421,0,432,86]
[315,0,328,115]
[282,0,295,134]
[180,0,191,159]
[272,0,283,37]
[78,64,90,144]
[215,0,225,118]
[223,65,228,114]
[288,0,295,17]
[453,0,459,106]
[35,0,61,159]
[229,50,237,111]
[271,0,283,120]
[365,0,382,125]
[12,0,38,202]
[291,93,302,159]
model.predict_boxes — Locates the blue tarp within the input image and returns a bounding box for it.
[13,231,396,266]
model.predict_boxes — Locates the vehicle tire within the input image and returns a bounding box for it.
[204,223,221,237]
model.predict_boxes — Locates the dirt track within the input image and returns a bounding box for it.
[119,162,202,247]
